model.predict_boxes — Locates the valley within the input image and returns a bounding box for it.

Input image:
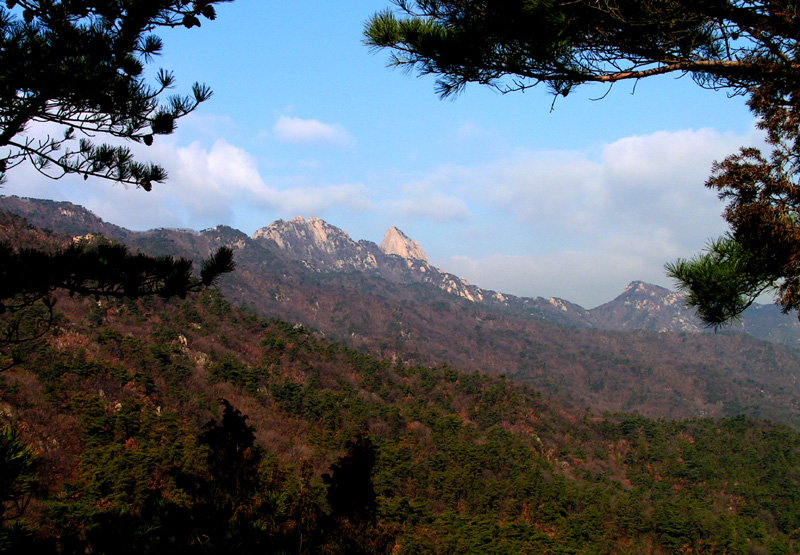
[3,197,800,553]
[4,195,800,425]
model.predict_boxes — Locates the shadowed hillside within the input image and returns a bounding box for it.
[3,196,800,428]
[2,264,800,553]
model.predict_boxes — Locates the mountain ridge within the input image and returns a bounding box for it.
[245,208,800,345]
[6,195,800,426]
[2,194,798,347]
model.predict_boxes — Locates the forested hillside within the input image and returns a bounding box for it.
[4,198,800,428]
[2,216,800,554]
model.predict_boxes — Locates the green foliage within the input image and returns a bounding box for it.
[0,424,36,523]
[365,0,800,326]
[365,1,776,98]
[0,0,231,187]
[208,354,265,394]
[667,235,773,328]
[271,378,305,414]
[4,290,800,554]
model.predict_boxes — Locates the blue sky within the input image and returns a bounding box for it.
[4,0,762,307]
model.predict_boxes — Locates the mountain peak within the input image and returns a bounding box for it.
[621,281,679,302]
[622,281,663,297]
[253,216,353,251]
[251,216,381,272]
[591,280,698,333]
[380,226,428,263]
[623,280,647,293]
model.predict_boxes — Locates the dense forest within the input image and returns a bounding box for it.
[2,216,800,554]
[5,0,800,551]
[6,197,800,430]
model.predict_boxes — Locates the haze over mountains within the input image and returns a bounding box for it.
[3,194,797,343]
[5,204,800,553]
[5,194,800,426]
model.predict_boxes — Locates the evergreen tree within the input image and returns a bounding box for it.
[0,242,235,351]
[199,399,262,502]
[321,433,396,555]
[365,0,800,326]
[323,433,378,523]
[0,424,35,524]
[0,425,39,552]
[0,1,236,351]
[1,0,231,188]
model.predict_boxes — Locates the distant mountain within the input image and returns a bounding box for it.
[250,215,509,305]
[589,280,800,346]
[7,195,800,426]
[3,194,798,346]
[253,214,800,346]
[247,214,621,329]
[590,281,701,332]
[380,226,428,262]
[0,195,131,240]
[6,241,800,555]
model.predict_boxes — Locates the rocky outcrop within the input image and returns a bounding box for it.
[380,227,428,263]
[252,216,380,272]
[3,196,799,347]
[589,281,702,333]
[251,217,502,304]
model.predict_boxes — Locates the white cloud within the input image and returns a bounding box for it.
[454,120,498,142]
[382,179,469,222]
[456,127,755,245]
[159,139,371,223]
[271,183,373,214]
[2,136,371,231]
[388,193,469,221]
[272,115,353,147]
[415,126,765,306]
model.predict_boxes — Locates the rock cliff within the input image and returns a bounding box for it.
[380,226,428,263]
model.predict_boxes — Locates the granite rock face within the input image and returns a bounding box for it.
[2,195,799,347]
[251,216,485,302]
[253,216,380,272]
[380,226,428,263]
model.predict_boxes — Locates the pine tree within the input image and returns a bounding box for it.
[365,1,800,325]
[1,0,231,188]
[0,1,236,350]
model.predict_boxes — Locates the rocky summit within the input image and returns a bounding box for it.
[380,226,428,263]
[7,195,800,426]
[253,216,380,272]
[2,195,800,348]
[249,213,484,302]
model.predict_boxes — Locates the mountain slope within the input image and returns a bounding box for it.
[2,254,800,554]
[4,195,800,427]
